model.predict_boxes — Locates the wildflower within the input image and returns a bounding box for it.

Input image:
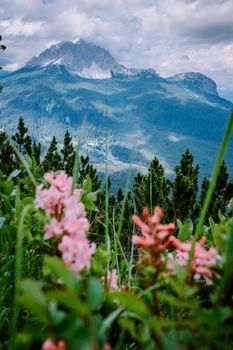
[58,235,96,275]
[42,339,66,350]
[102,269,118,289]
[132,206,176,254]
[168,236,220,284]
[35,171,95,276]
[44,218,63,240]
[44,171,72,193]
[62,216,89,238]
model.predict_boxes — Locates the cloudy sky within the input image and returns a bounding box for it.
[0,0,233,100]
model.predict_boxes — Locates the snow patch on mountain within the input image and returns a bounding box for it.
[73,62,112,79]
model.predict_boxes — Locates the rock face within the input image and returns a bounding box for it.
[0,40,232,179]
[26,39,158,79]
[168,72,218,97]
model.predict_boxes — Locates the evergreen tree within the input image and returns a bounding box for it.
[172,149,199,222]
[43,136,62,172]
[0,132,15,175]
[24,135,32,156]
[61,130,75,175]
[33,141,41,165]
[12,117,32,154]
[200,161,233,222]
[133,157,170,218]
[133,172,147,214]
[79,155,101,191]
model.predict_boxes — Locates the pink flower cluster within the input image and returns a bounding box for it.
[167,236,220,285]
[132,206,176,253]
[42,339,66,350]
[35,172,95,275]
[133,206,220,284]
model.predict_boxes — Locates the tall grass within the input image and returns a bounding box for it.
[9,204,34,349]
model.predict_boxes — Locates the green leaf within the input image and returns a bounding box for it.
[18,279,48,324]
[86,191,98,202]
[3,180,14,195]
[177,218,193,242]
[82,175,92,192]
[88,278,104,311]
[44,256,81,291]
[48,291,88,317]
[81,193,97,211]
[19,279,47,307]
[210,218,229,252]
[109,291,150,320]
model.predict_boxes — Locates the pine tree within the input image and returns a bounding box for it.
[172,149,199,222]
[133,157,170,218]
[43,136,62,172]
[79,155,101,191]
[61,130,75,175]
[12,117,32,154]
[33,141,41,165]
[0,132,15,175]
[133,172,147,214]
[24,135,32,156]
[200,161,233,222]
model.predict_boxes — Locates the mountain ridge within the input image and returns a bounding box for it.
[0,40,232,179]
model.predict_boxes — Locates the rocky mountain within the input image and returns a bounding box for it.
[0,40,232,179]
[168,72,218,97]
[27,39,158,79]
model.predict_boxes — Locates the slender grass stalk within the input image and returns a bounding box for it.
[72,117,86,191]
[112,209,120,281]
[111,223,128,267]
[116,166,131,242]
[187,109,233,278]
[128,204,136,290]
[9,204,34,349]
[104,93,111,270]
[150,170,153,215]
[8,138,37,188]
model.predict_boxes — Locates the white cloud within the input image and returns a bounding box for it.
[1,17,42,36]
[0,0,233,99]
[168,134,186,142]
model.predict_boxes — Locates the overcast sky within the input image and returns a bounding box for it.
[0,0,233,100]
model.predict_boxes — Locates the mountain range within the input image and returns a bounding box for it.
[0,39,232,180]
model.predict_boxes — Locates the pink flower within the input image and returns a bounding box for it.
[102,269,118,290]
[35,184,65,216]
[42,339,66,350]
[168,236,220,284]
[58,235,96,275]
[132,232,155,247]
[62,216,89,238]
[44,218,64,240]
[63,189,85,218]
[132,206,176,253]
[44,172,72,193]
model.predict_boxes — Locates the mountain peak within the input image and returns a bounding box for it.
[27,39,124,78]
[26,39,159,79]
[168,72,218,96]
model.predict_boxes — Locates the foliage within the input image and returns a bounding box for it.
[0,112,233,349]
